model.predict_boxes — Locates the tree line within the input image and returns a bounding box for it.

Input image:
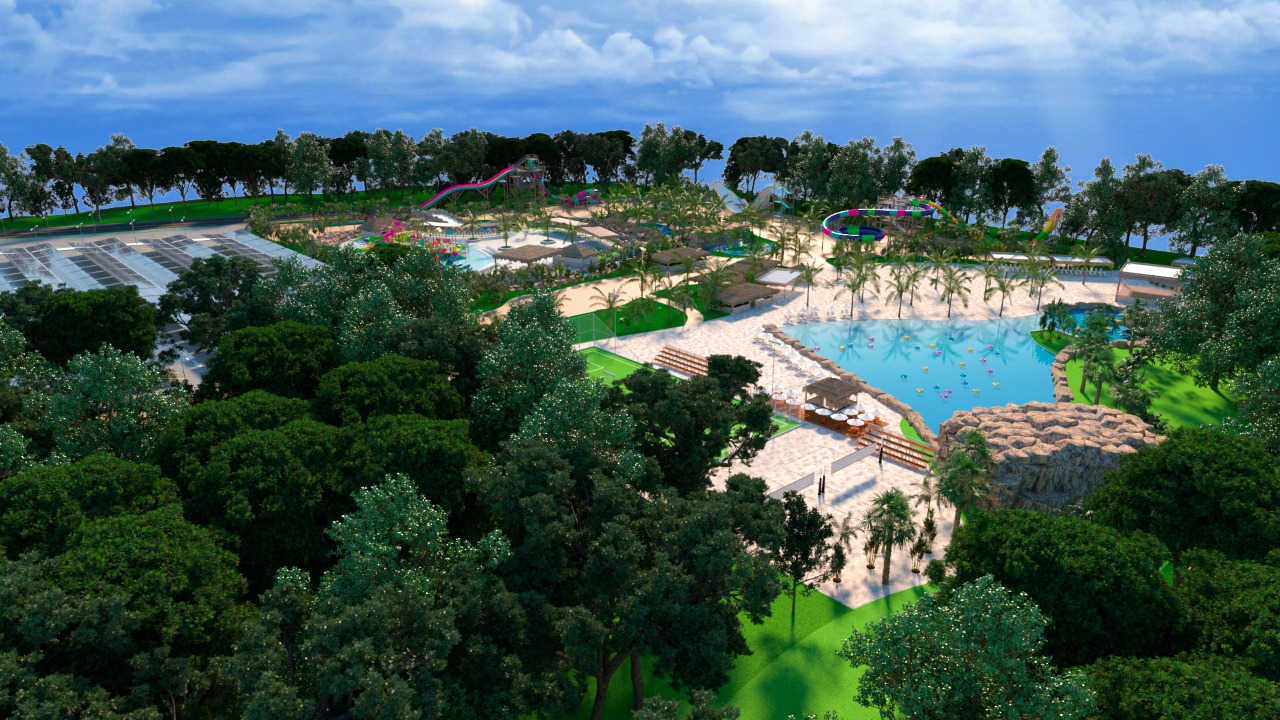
[4,125,1277,259]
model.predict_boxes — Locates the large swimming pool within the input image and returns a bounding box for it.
[787,315,1060,429]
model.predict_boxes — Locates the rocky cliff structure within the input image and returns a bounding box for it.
[938,401,1162,512]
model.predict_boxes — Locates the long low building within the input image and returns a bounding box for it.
[0,230,323,302]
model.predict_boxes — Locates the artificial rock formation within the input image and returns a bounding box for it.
[938,401,1162,512]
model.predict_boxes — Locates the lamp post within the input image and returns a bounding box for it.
[168,207,174,225]
[76,223,83,237]
[130,221,137,243]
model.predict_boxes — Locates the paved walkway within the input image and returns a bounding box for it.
[599,257,1130,604]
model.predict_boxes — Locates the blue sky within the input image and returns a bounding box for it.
[3,0,1279,187]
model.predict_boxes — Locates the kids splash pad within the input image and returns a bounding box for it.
[788,315,1058,429]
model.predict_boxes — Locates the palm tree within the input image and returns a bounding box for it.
[924,249,956,294]
[932,429,998,531]
[697,259,733,313]
[790,232,813,266]
[986,272,1025,317]
[863,488,917,586]
[977,258,1004,297]
[884,255,920,318]
[1022,257,1064,310]
[590,281,634,332]
[795,262,823,307]
[1073,242,1105,284]
[677,254,698,286]
[938,264,973,319]
[834,253,881,316]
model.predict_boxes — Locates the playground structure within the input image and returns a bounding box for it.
[418,155,601,210]
[822,198,954,244]
[378,219,466,262]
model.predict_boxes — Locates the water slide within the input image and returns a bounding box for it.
[1034,207,1064,242]
[565,188,602,206]
[419,155,601,210]
[822,199,954,244]
[750,185,792,214]
[712,181,748,213]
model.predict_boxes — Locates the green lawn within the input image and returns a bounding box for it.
[565,581,935,720]
[1030,331,1238,428]
[899,418,926,444]
[576,298,687,337]
[654,285,730,321]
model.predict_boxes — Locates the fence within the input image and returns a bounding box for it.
[830,444,877,475]
[768,472,815,499]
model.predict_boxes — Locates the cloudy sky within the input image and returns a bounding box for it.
[2,0,1279,183]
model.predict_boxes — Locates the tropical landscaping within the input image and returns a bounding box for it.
[0,120,1278,720]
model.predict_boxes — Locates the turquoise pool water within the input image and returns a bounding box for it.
[451,246,493,272]
[787,315,1057,429]
[1067,308,1127,342]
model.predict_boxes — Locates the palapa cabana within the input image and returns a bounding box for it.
[723,257,780,283]
[651,246,710,271]
[556,243,598,270]
[804,377,859,410]
[493,245,563,265]
[715,282,779,312]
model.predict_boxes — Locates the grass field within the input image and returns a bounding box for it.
[1031,331,1238,428]
[572,298,688,338]
[654,286,731,321]
[3,182,619,233]
[565,581,935,720]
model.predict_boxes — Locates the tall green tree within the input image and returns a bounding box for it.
[158,254,261,352]
[932,429,998,530]
[1153,233,1280,391]
[198,321,339,400]
[229,474,518,720]
[0,283,159,365]
[774,492,837,620]
[287,132,331,205]
[839,575,1093,720]
[942,510,1182,667]
[471,290,586,450]
[312,354,462,425]
[1086,655,1280,720]
[183,417,351,591]
[1074,309,1117,404]
[1086,427,1280,574]
[981,158,1037,227]
[479,378,779,719]
[31,345,189,462]
[1177,549,1280,681]
[606,354,772,494]
[0,454,177,558]
[1171,164,1241,258]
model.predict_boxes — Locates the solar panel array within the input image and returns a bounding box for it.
[0,231,322,300]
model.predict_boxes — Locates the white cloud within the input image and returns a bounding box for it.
[4,0,1280,133]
